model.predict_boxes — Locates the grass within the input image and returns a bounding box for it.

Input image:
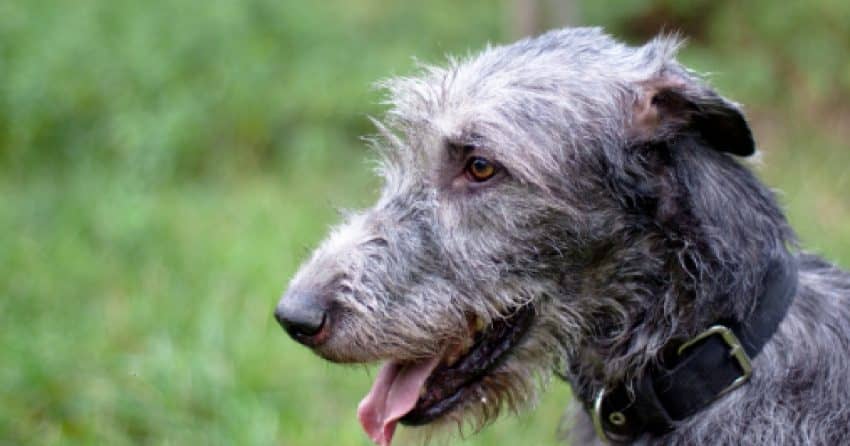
[1,0,848,445]
[1,128,847,445]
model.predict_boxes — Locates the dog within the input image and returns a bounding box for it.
[275,27,850,445]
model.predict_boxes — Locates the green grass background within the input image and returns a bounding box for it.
[1,1,848,445]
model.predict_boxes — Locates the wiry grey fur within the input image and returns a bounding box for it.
[281,28,850,445]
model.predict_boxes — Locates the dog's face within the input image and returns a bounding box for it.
[276,28,755,444]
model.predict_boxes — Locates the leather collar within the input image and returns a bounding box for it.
[590,255,799,443]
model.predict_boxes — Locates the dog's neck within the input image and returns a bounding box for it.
[560,140,797,406]
[576,253,798,441]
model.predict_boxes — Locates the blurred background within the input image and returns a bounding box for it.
[1,1,848,445]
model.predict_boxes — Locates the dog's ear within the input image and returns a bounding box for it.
[631,74,755,156]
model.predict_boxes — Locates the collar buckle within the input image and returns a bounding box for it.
[592,387,632,444]
[677,325,753,396]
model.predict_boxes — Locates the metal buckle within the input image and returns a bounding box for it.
[677,325,753,396]
[592,388,632,444]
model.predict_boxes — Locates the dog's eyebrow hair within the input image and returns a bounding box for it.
[449,131,488,151]
[445,140,476,158]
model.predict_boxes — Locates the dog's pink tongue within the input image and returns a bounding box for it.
[357,357,440,446]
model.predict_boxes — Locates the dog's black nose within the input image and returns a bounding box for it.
[275,290,329,345]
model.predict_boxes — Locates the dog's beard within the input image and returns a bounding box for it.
[354,314,564,446]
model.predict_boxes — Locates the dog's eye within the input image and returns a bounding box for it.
[465,157,496,182]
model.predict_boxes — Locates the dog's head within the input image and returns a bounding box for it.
[276,28,779,444]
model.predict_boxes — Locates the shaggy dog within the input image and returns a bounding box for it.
[275,28,850,445]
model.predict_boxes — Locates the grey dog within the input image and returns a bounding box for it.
[275,28,850,445]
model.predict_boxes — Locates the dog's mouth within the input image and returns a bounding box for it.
[357,304,535,446]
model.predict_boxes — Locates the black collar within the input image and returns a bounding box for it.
[590,255,799,443]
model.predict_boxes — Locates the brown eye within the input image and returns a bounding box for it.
[465,157,496,182]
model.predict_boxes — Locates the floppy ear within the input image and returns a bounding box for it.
[631,74,755,156]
